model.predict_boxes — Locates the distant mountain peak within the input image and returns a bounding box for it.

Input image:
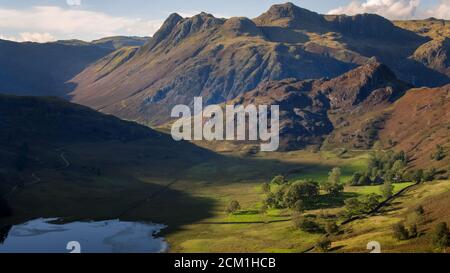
[222,17,261,36]
[140,13,183,52]
[320,60,410,110]
[254,2,325,29]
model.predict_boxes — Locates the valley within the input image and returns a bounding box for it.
[0,2,449,254]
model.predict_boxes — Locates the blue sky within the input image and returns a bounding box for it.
[0,0,447,42]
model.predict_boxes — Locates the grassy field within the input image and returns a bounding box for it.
[347,182,415,196]
[1,139,448,253]
[332,180,450,253]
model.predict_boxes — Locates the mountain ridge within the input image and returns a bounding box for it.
[70,3,446,127]
[221,59,411,151]
[0,36,148,97]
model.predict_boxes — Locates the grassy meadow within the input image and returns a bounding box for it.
[1,138,448,253]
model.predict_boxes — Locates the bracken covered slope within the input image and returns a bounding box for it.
[379,85,450,170]
[226,59,410,151]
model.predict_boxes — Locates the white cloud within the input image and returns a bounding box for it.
[0,6,163,42]
[328,0,421,20]
[66,0,82,6]
[0,32,56,43]
[424,0,450,19]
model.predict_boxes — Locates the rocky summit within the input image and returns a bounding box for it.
[68,3,449,127]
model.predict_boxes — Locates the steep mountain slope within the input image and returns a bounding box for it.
[0,94,222,232]
[0,94,158,143]
[225,59,410,151]
[395,19,450,78]
[333,179,450,253]
[70,3,446,126]
[0,39,114,97]
[0,94,215,212]
[394,18,450,40]
[411,38,450,77]
[190,59,448,170]
[379,85,450,170]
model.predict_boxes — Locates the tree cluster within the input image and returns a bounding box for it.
[264,177,320,210]
[350,150,437,186]
[343,194,380,218]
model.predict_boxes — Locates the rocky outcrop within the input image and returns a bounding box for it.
[228,60,410,150]
[222,17,262,36]
[254,2,327,30]
[318,58,410,111]
[69,3,448,127]
[412,38,450,77]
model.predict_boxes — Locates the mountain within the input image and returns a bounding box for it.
[0,93,155,203]
[0,39,113,97]
[0,94,220,227]
[0,94,159,143]
[0,94,214,204]
[223,59,410,151]
[394,19,450,78]
[379,84,450,170]
[70,3,450,126]
[411,38,450,77]
[210,59,448,170]
[57,36,149,50]
[0,36,148,98]
[90,36,149,50]
[394,18,450,40]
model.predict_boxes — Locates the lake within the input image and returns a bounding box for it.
[0,218,168,253]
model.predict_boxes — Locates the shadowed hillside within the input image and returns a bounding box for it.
[0,36,149,98]
[0,94,221,231]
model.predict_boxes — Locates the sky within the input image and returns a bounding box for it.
[0,0,449,43]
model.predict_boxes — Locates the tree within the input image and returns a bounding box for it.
[391,160,406,181]
[412,169,424,183]
[349,172,362,186]
[408,224,418,239]
[432,145,446,161]
[406,210,425,228]
[323,182,344,196]
[357,174,372,186]
[260,204,268,215]
[344,194,380,217]
[422,169,437,182]
[261,182,271,194]
[315,238,332,252]
[292,215,323,233]
[226,200,241,214]
[432,222,450,250]
[328,168,341,185]
[271,175,286,185]
[415,205,425,216]
[392,160,405,173]
[292,200,305,214]
[381,181,394,199]
[363,194,381,211]
[373,141,383,151]
[264,192,276,208]
[283,180,320,208]
[325,222,339,235]
[393,223,410,241]
[394,151,407,164]
[324,168,344,196]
